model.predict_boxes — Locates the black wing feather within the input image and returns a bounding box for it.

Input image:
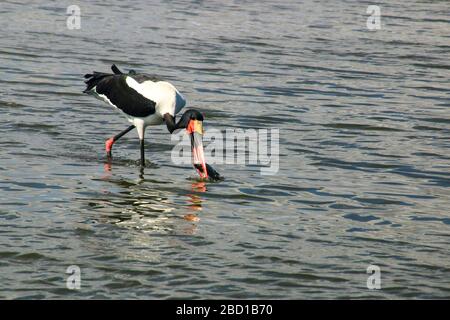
[111,64,123,74]
[84,72,156,118]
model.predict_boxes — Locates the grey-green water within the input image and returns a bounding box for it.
[0,0,449,299]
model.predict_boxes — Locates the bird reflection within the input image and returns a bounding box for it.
[97,161,206,235]
[183,181,206,221]
[104,162,112,172]
[191,181,207,192]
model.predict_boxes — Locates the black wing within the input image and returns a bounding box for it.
[84,72,156,118]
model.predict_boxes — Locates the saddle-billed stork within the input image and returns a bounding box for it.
[83,64,221,180]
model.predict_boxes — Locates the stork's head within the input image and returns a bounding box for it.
[175,110,222,181]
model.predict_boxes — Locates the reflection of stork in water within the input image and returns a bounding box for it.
[97,170,207,232]
[184,182,207,222]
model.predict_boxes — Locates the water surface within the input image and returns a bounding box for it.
[0,0,449,299]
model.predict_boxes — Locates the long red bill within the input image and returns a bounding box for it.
[187,120,208,179]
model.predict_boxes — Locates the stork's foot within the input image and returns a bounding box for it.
[105,138,114,158]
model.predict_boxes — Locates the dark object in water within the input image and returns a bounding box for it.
[194,163,224,181]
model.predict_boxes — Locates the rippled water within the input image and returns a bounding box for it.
[1,0,449,299]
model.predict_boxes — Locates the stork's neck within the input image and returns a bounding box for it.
[164,110,203,134]
[164,113,178,133]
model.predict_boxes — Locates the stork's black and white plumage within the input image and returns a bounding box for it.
[83,64,221,180]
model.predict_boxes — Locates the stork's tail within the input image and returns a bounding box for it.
[83,64,125,93]
[111,64,123,75]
